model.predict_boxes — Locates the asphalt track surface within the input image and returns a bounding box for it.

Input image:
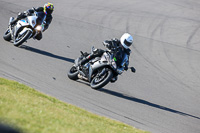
[0,0,200,133]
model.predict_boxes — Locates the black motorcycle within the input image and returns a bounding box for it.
[68,46,136,90]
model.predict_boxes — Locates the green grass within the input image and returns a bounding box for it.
[0,77,149,133]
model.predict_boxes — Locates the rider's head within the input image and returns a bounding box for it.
[120,33,133,49]
[44,2,54,15]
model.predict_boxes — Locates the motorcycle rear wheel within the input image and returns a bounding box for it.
[90,68,113,90]
[68,65,79,80]
[3,28,11,41]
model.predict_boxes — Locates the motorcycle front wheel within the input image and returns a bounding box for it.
[14,30,32,47]
[3,28,11,41]
[90,68,113,90]
[68,65,79,80]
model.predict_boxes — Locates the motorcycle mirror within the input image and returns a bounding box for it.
[130,67,136,73]
[80,51,84,56]
[32,7,36,11]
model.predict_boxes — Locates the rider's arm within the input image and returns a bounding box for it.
[124,49,131,71]
[34,7,44,12]
[24,8,35,16]
[25,7,43,15]
[124,60,129,71]
[43,15,53,31]
[17,9,32,19]
[103,40,117,52]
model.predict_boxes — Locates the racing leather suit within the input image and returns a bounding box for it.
[103,38,131,71]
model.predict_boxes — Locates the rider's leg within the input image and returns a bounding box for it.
[110,76,118,83]
[79,53,93,66]
[35,32,42,40]
[78,49,104,66]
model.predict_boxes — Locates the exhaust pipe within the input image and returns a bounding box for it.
[78,74,88,81]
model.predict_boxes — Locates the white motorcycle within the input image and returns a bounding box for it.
[3,11,46,47]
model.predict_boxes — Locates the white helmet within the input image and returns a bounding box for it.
[120,33,133,49]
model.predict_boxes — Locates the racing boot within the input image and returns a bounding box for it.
[110,76,118,83]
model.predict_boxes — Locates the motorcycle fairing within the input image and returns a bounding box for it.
[13,20,32,41]
[88,53,116,82]
[27,16,37,28]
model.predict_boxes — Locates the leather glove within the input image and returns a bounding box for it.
[124,65,128,71]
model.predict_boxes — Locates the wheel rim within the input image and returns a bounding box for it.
[93,72,108,84]
[15,31,27,42]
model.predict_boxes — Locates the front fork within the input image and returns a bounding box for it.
[8,18,14,38]
[32,30,40,39]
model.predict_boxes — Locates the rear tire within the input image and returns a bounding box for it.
[14,30,32,47]
[90,68,113,90]
[68,65,79,80]
[3,28,11,41]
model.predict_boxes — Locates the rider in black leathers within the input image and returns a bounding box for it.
[79,33,133,82]
[9,3,54,40]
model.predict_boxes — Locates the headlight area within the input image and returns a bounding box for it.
[111,59,117,69]
[35,25,43,31]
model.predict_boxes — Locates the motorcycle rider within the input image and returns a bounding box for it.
[79,33,133,83]
[9,2,54,40]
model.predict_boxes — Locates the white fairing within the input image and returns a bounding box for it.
[16,16,37,30]
[27,16,37,28]
[17,20,29,28]
[19,27,32,36]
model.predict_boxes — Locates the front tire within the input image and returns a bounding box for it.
[3,28,11,41]
[68,65,79,80]
[90,68,113,90]
[14,30,32,47]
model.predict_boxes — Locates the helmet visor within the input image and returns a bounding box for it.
[46,9,53,14]
[124,39,132,47]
